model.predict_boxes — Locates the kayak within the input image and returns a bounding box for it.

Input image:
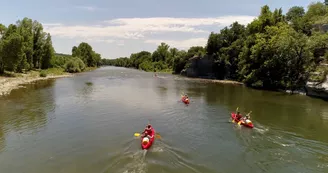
[231,113,254,128]
[141,128,155,150]
[181,96,190,104]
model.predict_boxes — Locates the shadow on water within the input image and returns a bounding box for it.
[0,79,56,152]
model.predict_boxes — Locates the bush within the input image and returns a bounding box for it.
[139,61,154,71]
[64,57,86,73]
[40,71,47,77]
[51,55,72,68]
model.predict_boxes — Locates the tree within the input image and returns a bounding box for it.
[1,32,24,72]
[73,42,101,67]
[72,46,79,57]
[17,17,33,70]
[32,21,45,69]
[41,33,54,69]
[152,42,170,62]
[0,24,7,74]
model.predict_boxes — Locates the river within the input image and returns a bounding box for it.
[0,66,328,173]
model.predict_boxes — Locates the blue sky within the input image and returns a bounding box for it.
[0,0,314,58]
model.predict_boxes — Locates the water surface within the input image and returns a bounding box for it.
[0,66,327,173]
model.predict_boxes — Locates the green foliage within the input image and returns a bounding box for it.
[139,61,154,71]
[1,31,24,72]
[39,70,47,77]
[71,42,101,67]
[0,17,103,77]
[41,33,54,69]
[43,68,66,75]
[64,57,86,73]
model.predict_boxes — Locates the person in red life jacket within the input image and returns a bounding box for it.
[142,124,153,138]
[236,111,242,121]
[182,94,188,101]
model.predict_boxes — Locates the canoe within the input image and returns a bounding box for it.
[231,113,254,128]
[181,96,190,104]
[141,128,155,150]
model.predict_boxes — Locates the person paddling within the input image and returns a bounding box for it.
[236,111,242,121]
[234,107,242,120]
[142,124,153,138]
[241,111,252,123]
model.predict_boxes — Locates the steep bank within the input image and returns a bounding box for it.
[306,76,328,100]
[0,71,72,96]
[181,56,328,100]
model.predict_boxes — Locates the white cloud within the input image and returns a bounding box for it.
[44,16,256,57]
[43,16,256,40]
[144,38,208,49]
[74,38,114,44]
[43,23,62,26]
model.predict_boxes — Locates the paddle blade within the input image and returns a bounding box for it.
[238,121,242,125]
[155,134,161,139]
[134,133,141,137]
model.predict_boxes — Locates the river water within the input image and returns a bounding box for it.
[0,66,328,173]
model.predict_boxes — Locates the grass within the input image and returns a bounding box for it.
[43,68,67,75]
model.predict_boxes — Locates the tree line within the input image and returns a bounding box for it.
[103,2,328,91]
[0,17,102,75]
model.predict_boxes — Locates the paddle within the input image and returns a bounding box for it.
[134,132,161,139]
[135,119,161,139]
[237,111,252,125]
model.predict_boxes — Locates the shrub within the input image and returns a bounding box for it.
[40,71,47,77]
[64,57,86,73]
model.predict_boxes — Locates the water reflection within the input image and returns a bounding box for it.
[154,78,168,98]
[0,80,56,152]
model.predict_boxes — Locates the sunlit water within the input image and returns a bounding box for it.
[0,66,327,173]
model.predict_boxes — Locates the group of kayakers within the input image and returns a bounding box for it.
[138,95,255,150]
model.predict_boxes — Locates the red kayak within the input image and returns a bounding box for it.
[181,96,190,104]
[141,128,155,150]
[231,113,254,128]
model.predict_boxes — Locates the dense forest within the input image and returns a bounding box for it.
[0,18,102,76]
[103,2,328,91]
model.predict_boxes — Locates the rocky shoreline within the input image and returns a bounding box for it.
[0,73,72,96]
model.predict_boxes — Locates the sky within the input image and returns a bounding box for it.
[0,0,315,59]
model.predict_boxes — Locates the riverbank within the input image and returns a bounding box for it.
[0,68,73,96]
[174,76,243,85]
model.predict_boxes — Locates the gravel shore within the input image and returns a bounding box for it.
[0,73,72,96]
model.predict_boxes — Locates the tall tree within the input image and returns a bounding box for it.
[32,21,45,69]
[16,17,33,70]
[41,33,54,69]
[2,32,24,72]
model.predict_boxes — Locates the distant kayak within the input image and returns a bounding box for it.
[141,128,155,150]
[231,113,254,128]
[181,96,190,104]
